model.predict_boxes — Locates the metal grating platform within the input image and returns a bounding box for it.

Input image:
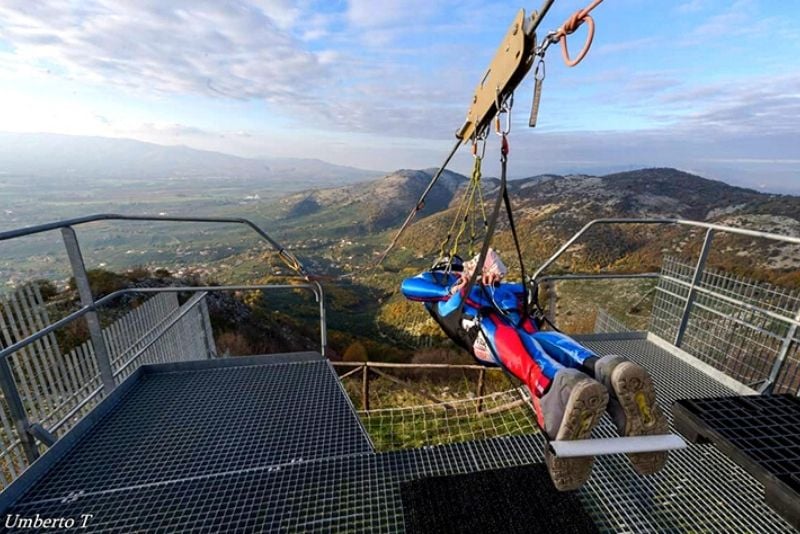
[1,339,799,533]
[673,394,800,528]
[4,435,539,532]
[576,335,798,533]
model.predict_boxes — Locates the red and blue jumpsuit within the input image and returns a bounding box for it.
[401,271,598,421]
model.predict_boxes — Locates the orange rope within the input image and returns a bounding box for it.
[556,0,604,67]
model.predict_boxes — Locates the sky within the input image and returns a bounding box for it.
[0,0,798,193]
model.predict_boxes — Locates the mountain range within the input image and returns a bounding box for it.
[0,132,380,186]
[268,167,800,284]
[1,132,797,288]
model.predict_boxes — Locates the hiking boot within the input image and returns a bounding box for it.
[594,355,670,475]
[535,368,608,491]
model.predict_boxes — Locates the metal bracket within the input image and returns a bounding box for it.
[28,423,57,447]
[457,8,542,142]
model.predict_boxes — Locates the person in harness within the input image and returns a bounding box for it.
[401,248,669,490]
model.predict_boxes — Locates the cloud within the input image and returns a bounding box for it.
[676,0,710,15]
[593,37,660,56]
[0,1,332,100]
[346,0,439,30]
[652,73,800,134]
[0,0,797,194]
[679,0,796,45]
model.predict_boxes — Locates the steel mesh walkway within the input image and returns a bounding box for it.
[577,335,796,533]
[15,358,374,503]
[1,340,798,533]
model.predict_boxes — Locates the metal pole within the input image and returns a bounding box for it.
[61,227,115,394]
[476,369,486,413]
[198,297,217,358]
[546,281,558,326]
[314,281,328,357]
[0,358,39,462]
[674,229,714,348]
[761,308,800,394]
[361,365,370,412]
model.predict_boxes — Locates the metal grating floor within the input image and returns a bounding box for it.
[5,435,540,532]
[4,354,374,505]
[1,339,799,533]
[578,335,798,533]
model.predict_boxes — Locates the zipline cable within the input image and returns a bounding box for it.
[374,138,462,268]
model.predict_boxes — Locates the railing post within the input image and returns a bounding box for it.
[0,357,39,462]
[314,282,328,357]
[674,229,714,348]
[361,364,370,411]
[198,297,217,358]
[476,368,486,413]
[761,309,800,394]
[61,227,115,394]
[546,281,557,327]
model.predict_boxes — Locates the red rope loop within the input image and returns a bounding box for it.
[557,0,603,67]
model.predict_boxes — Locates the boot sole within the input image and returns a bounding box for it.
[545,379,609,491]
[610,361,670,475]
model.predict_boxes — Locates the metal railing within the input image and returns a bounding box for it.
[532,218,800,394]
[0,213,326,360]
[651,256,800,394]
[0,288,214,486]
[0,214,328,487]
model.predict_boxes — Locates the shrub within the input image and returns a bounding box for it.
[343,341,368,362]
[33,279,58,301]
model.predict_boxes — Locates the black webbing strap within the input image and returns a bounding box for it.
[502,177,530,323]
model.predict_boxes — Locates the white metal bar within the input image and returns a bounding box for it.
[550,434,687,458]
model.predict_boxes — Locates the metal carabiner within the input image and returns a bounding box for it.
[535,57,546,81]
[537,30,559,57]
[494,99,512,136]
[493,86,514,136]
[471,131,488,159]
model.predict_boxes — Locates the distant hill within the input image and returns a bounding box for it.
[0,132,381,187]
[270,167,800,283]
[270,168,472,236]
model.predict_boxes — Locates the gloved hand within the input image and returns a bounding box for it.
[451,248,507,293]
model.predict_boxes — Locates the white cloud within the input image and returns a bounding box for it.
[346,0,436,29]
[676,0,709,15]
[0,1,332,100]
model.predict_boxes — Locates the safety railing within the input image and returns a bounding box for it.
[0,215,327,488]
[532,218,800,395]
[333,361,508,412]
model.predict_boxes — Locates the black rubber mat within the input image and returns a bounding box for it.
[400,464,598,534]
[673,394,800,529]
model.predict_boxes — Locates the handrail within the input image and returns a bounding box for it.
[332,361,499,371]
[0,213,309,278]
[661,274,800,329]
[0,284,327,360]
[537,273,661,283]
[532,218,800,280]
[532,218,800,394]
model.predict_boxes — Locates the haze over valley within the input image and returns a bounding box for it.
[1,133,798,294]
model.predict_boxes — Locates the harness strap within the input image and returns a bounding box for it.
[502,170,530,322]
